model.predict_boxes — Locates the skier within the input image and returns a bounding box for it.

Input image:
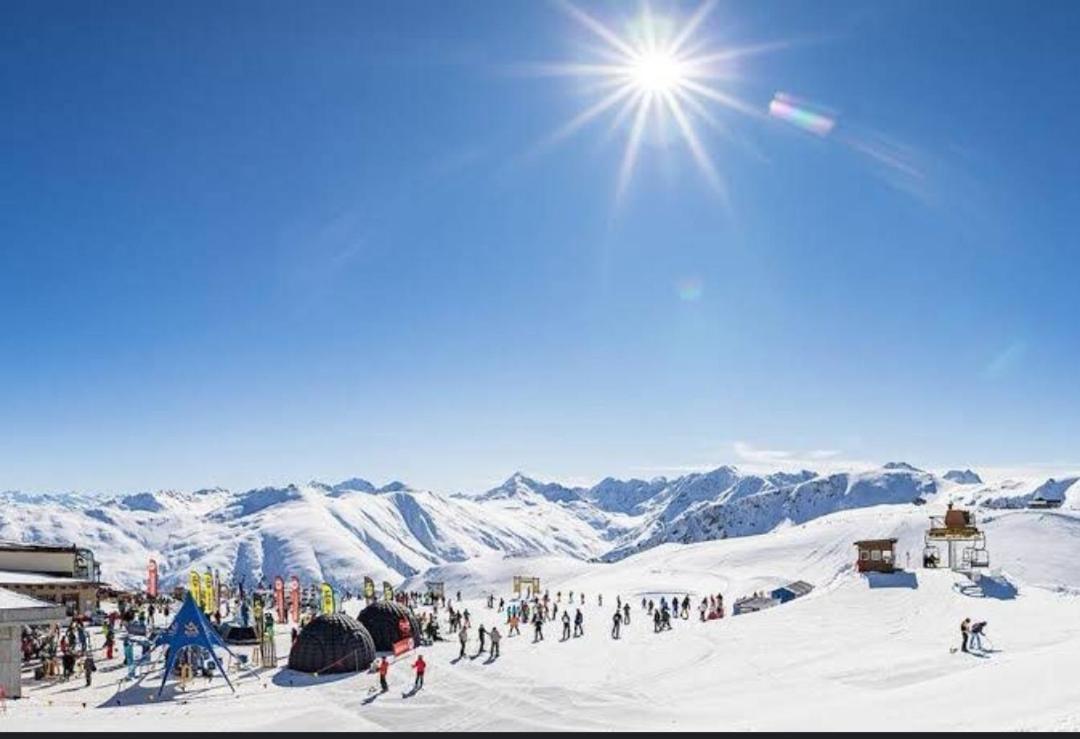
[498,597,504,612]
[458,625,469,659]
[411,654,426,689]
[681,595,691,619]
[532,611,544,642]
[970,620,988,652]
[611,610,622,639]
[490,626,501,659]
[641,597,646,610]
[123,638,135,679]
[477,624,487,656]
[561,610,571,640]
[573,608,584,637]
[598,594,603,607]
[509,612,520,637]
[653,609,662,633]
[623,602,631,625]
[960,617,971,653]
[377,656,390,693]
[662,607,672,631]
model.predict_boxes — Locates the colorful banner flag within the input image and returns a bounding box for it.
[274,576,286,623]
[189,570,202,605]
[147,559,158,598]
[320,583,335,615]
[363,576,375,602]
[382,581,394,602]
[288,575,300,623]
[202,571,214,613]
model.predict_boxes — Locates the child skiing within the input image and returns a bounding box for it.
[411,654,426,689]
[377,656,390,693]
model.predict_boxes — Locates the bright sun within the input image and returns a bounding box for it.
[530,1,781,203]
[630,52,685,92]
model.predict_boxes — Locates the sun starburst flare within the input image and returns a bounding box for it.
[529,0,783,204]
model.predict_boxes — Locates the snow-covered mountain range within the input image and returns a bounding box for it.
[2,464,1077,590]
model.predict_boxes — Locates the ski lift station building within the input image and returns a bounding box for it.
[854,538,898,573]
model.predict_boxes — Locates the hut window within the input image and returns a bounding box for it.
[882,550,893,562]
[860,551,869,560]
[871,550,882,561]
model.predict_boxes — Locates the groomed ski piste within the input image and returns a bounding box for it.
[6,501,1080,731]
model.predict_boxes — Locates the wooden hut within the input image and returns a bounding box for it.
[854,539,897,573]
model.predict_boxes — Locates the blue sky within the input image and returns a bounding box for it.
[2,0,1078,494]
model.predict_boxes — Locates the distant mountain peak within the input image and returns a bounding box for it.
[883,462,923,472]
[943,469,983,485]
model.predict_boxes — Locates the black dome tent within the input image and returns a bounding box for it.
[287,613,376,674]
[358,601,422,652]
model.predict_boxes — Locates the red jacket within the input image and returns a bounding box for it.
[412,657,426,674]
[378,660,389,677]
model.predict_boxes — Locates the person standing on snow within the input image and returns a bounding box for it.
[533,611,544,642]
[377,656,390,692]
[458,625,469,658]
[83,651,96,687]
[573,608,584,637]
[970,621,988,651]
[561,610,571,640]
[598,594,603,608]
[412,654,426,689]
[960,617,971,653]
[653,609,662,633]
[611,610,622,639]
[622,602,631,625]
[477,624,487,656]
[490,626,501,658]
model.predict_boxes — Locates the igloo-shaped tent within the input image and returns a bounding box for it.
[358,600,421,652]
[287,613,376,674]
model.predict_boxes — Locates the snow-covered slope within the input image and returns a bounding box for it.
[3,464,1078,592]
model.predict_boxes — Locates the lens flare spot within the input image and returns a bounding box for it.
[676,277,704,302]
[768,92,836,136]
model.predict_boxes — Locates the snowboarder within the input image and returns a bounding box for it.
[611,610,622,639]
[561,610,571,640]
[412,654,426,689]
[377,656,390,693]
[573,608,584,637]
[490,626,501,658]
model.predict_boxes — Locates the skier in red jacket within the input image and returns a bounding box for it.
[411,654,426,689]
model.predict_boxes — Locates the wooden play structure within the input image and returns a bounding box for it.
[512,575,541,598]
[923,503,989,571]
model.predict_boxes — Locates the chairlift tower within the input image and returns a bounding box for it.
[923,504,989,571]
